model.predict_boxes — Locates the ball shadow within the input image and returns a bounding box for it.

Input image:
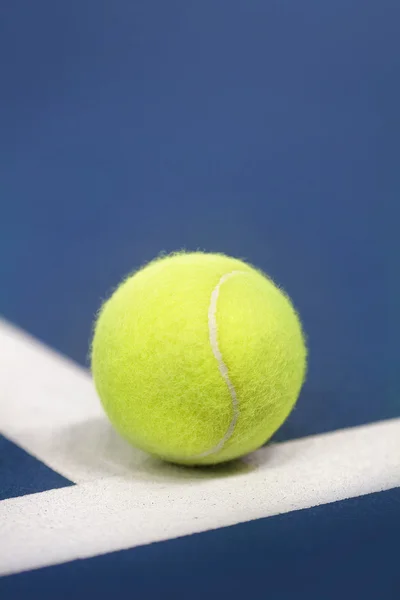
[55,417,266,483]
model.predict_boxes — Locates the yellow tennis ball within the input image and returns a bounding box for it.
[91,252,307,465]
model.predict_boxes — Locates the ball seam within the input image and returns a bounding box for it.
[192,270,246,458]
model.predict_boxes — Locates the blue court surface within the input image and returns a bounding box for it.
[1,1,399,599]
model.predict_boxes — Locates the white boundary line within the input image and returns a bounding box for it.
[1,417,399,575]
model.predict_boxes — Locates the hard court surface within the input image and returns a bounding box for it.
[0,2,399,599]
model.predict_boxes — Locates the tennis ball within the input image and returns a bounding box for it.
[91,252,307,465]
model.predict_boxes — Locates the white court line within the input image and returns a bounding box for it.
[0,319,399,575]
[0,318,133,482]
[1,417,399,575]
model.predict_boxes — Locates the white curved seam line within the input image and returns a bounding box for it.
[194,270,246,458]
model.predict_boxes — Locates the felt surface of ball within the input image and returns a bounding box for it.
[91,252,307,465]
